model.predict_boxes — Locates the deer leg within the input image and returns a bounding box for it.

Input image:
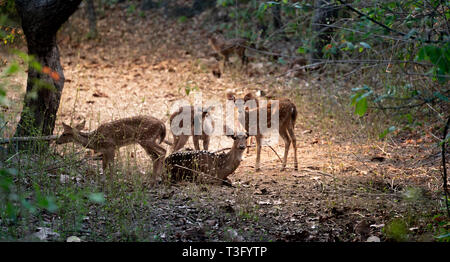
[239,48,249,74]
[279,128,290,171]
[255,135,262,171]
[287,125,298,171]
[171,135,179,152]
[246,136,254,154]
[140,140,166,179]
[193,136,200,151]
[222,55,229,72]
[172,135,189,152]
[102,149,115,175]
[202,135,210,151]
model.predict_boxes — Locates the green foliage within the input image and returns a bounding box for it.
[416,43,450,83]
[126,3,136,15]
[88,192,105,204]
[403,187,424,202]
[433,214,450,242]
[350,86,372,117]
[379,126,396,139]
[383,218,409,242]
[178,16,188,23]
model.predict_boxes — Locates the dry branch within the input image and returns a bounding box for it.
[442,116,450,217]
[0,135,60,144]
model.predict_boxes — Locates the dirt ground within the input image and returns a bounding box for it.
[1,3,446,242]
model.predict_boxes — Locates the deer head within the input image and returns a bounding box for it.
[56,120,86,144]
[228,132,249,152]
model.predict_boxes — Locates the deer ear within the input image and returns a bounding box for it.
[244,92,255,101]
[226,92,236,102]
[226,133,236,140]
[62,122,72,132]
[202,106,214,117]
[203,105,214,113]
[75,120,85,130]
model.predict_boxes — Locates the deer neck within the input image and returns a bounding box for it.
[209,36,224,51]
[216,148,244,180]
[73,130,96,149]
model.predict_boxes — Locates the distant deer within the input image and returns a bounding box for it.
[169,105,214,152]
[227,92,298,171]
[207,33,254,70]
[164,132,248,185]
[56,116,167,178]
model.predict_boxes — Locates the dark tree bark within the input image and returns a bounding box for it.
[86,0,98,38]
[309,0,340,62]
[14,0,82,139]
[272,3,282,30]
[140,0,158,11]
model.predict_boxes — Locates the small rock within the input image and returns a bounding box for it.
[224,229,244,242]
[60,174,71,184]
[33,227,60,241]
[66,236,81,242]
[205,219,217,227]
[366,236,381,242]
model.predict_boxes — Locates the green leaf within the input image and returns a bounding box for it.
[4,62,19,75]
[404,29,417,40]
[296,46,306,54]
[355,96,367,116]
[439,134,450,146]
[359,42,371,49]
[379,126,396,139]
[277,57,287,65]
[88,192,105,204]
[436,233,450,239]
[415,47,426,61]
[38,196,58,213]
[434,91,449,102]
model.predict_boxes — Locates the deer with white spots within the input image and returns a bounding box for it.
[164,132,248,185]
[227,92,298,171]
[169,105,214,152]
[56,116,167,178]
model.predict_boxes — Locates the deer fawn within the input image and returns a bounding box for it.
[56,116,167,178]
[169,105,214,152]
[227,92,298,171]
[208,33,253,70]
[164,132,248,185]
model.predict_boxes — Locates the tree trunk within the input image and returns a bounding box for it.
[272,3,282,30]
[86,0,98,38]
[14,0,82,140]
[310,0,339,62]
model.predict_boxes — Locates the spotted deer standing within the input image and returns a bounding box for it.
[56,116,167,178]
[227,92,298,171]
[169,105,214,152]
[164,132,248,186]
[207,33,253,71]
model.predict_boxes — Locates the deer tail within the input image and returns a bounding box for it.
[291,105,298,122]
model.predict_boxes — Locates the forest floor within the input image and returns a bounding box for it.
[1,3,447,242]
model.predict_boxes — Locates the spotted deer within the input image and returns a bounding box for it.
[207,33,253,70]
[227,92,298,171]
[169,105,214,152]
[164,132,248,185]
[56,116,167,178]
